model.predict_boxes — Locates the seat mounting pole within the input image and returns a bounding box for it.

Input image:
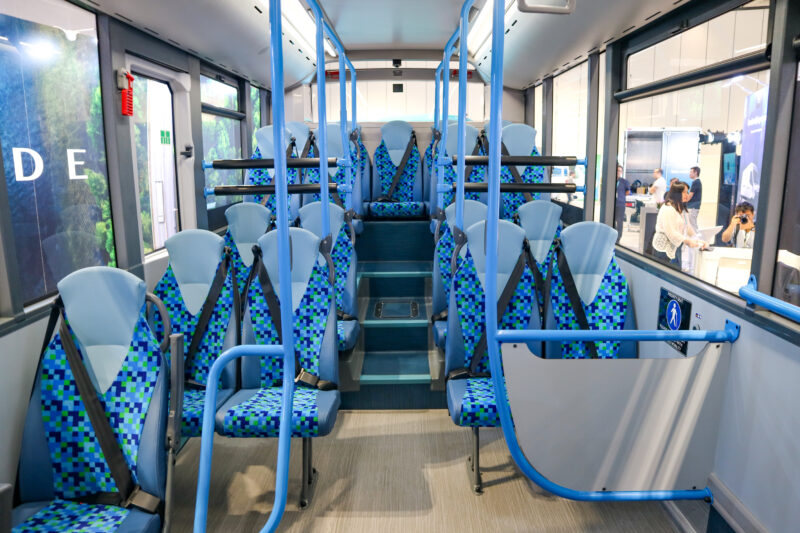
[454,0,476,233]
[437,28,459,214]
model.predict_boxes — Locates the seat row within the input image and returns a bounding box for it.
[10,201,354,531]
[246,120,545,223]
[433,202,638,492]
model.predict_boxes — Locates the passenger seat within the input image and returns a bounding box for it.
[368,120,424,217]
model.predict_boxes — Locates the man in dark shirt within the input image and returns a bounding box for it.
[615,164,629,243]
[687,166,702,230]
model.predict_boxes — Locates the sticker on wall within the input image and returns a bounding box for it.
[657,288,691,355]
[160,130,171,145]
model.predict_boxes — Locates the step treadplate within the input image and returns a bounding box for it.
[374,300,419,319]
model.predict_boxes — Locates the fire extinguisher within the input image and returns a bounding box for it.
[118,70,134,116]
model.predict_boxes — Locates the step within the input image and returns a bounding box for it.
[361,297,429,327]
[356,220,434,262]
[340,385,446,410]
[357,261,432,279]
[360,350,431,385]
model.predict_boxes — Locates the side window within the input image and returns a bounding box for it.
[251,85,262,152]
[201,74,243,211]
[0,1,115,304]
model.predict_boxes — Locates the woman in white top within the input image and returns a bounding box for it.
[652,182,706,268]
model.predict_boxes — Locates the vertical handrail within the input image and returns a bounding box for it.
[434,65,441,133]
[454,0,476,231]
[437,28,460,214]
[311,5,331,239]
[432,64,443,211]
[338,53,353,211]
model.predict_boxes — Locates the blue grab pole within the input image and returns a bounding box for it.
[338,54,353,211]
[454,0,475,231]
[309,4,331,239]
[433,66,441,132]
[740,275,800,323]
[193,345,286,532]
[437,27,459,213]
[483,0,719,503]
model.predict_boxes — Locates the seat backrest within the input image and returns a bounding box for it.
[464,219,525,300]
[225,203,272,267]
[312,123,345,174]
[255,125,294,172]
[445,199,488,233]
[245,227,337,387]
[381,120,413,166]
[286,121,311,151]
[445,123,480,157]
[18,267,167,504]
[502,123,537,157]
[518,200,561,264]
[164,230,225,314]
[547,221,636,359]
[299,201,345,239]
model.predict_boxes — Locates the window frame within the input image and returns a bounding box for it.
[597,0,800,334]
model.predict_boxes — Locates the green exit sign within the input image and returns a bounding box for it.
[160,130,171,145]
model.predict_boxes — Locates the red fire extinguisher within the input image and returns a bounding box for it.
[120,72,134,116]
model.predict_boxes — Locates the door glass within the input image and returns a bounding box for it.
[132,75,179,254]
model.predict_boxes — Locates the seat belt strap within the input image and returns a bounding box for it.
[343,210,358,245]
[521,240,549,327]
[447,250,528,381]
[259,141,297,207]
[377,131,417,202]
[58,314,162,513]
[300,135,313,159]
[432,209,446,243]
[184,249,231,386]
[556,247,600,359]
[461,137,484,184]
[450,225,468,273]
[501,142,534,202]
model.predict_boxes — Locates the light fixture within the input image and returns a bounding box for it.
[258,0,336,57]
[467,0,515,56]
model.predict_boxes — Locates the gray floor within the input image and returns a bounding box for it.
[172,409,678,532]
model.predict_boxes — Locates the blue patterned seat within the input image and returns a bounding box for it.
[431,200,488,349]
[224,203,272,297]
[500,123,545,220]
[299,201,360,352]
[152,230,238,438]
[543,222,638,359]
[345,122,368,233]
[304,123,359,211]
[445,220,539,492]
[13,267,168,533]
[368,120,424,218]
[440,123,488,209]
[248,125,301,223]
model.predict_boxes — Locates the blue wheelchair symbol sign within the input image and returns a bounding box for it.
[667,300,682,330]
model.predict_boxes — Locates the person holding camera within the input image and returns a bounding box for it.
[721,201,756,249]
[652,182,707,269]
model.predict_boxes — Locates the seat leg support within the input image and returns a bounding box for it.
[468,427,483,494]
[299,438,318,509]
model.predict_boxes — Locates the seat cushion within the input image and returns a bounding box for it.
[337,320,360,351]
[447,377,499,428]
[216,387,340,438]
[181,388,234,438]
[12,499,160,533]
[368,201,424,218]
[432,320,447,349]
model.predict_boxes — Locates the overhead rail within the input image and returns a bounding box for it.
[740,275,800,323]
[479,0,738,504]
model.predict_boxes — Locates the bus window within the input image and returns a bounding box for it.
[552,61,588,224]
[201,74,243,210]
[0,0,115,305]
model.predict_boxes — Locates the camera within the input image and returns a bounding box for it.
[737,214,749,224]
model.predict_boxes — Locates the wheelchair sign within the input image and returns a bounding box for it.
[658,288,691,355]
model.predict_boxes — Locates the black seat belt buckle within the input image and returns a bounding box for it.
[295,369,320,388]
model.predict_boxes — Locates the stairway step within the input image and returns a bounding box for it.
[357,261,432,279]
[356,221,434,261]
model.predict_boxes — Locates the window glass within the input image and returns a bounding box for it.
[626,1,769,89]
[202,113,242,208]
[133,75,179,254]
[251,86,261,151]
[0,1,115,304]
[616,70,770,295]
[774,62,800,306]
[552,62,588,223]
[200,75,239,110]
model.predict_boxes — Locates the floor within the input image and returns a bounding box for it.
[172,409,678,532]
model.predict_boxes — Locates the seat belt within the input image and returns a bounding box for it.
[184,248,232,388]
[556,246,600,359]
[447,249,529,381]
[244,245,338,391]
[57,314,162,513]
[461,135,485,185]
[376,131,417,202]
[521,240,551,327]
[500,142,534,202]
[260,140,297,207]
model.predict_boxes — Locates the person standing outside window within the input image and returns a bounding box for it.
[721,201,756,248]
[615,164,629,244]
[687,166,702,230]
[652,182,706,269]
[649,168,667,206]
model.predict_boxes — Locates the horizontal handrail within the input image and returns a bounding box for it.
[439,182,577,194]
[496,319,740,344]
[202,157,338,170]
[194,344,289,533]
[204,183,339,198]
[739,275,800,323]
[452,155,582,166]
